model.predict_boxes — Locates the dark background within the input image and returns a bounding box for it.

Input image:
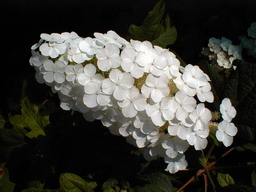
[1,0,256,191]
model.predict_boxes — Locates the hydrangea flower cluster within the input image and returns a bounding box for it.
[205,37,242,69]
[29,30,237,173]
[240,22,256,58]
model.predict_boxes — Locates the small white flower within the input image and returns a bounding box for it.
[168,120,192,140]
[106,30,129,47]
[196,82,214,103]
[76,64,97,86]
[42,60,66,84]
[131,40,157,67]
[29,51,48,67]
[187,129,209,150]
[162,137,189,158]
[146,97,176,126]
[208,37,221,53]
[96,44,121,71]
[220,37,232,52]
[134,111,158,134]
[174,76,196,97]
[182,64,210,89]
[39,33,68,58]
[68,37,92,63]
[118,86,147,118]
[164,154,188,174]
[120,47,145,78]
[102,69,134,101]
[174,91,196,121]
[220,98,236,122]
[65,64,83,83]
[141,74,170,102]
[79,37,97,56]
[216,120,238,147]
[189,103,212,131]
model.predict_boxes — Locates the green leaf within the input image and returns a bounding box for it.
[102,179,134,192]
[128,0,177,47]
[236,142,256,153]
[59,173,97,192]
[0,115,6,129]
[0,166,15,192]
[0,126,26,147]
[8,97,50,139]
[102,179,119,192]
[135,185,159,192]
[135,172,175,192]
[142,0,165,27]
[223,60,256,106]
[152,15,177,48]
[217,173,235,187]
[21,97,39,115]
[252,168,256,187]
[21,180,59,192]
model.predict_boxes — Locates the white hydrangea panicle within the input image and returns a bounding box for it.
[30,30,240,174]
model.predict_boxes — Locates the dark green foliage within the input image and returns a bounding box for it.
[128,0,177,48]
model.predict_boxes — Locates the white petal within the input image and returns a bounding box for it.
[72,54,86,64]
[54,73,65,83]
[77,73,90,85]
[97,59,112,71]
[84,81,100,94]
[122,104,138,118]
[83,94,97,108]
[176,107,188,121]
[216,130,224,142]
[194,137,208,150]
[226,123,238,136]
[113,86,129,100]
[43,72,54,83]
[109,69,122,83]
[166,148,178,158]
[133,96,147,111]
[151,89,163,102]
[84,64,96,77]
[102,79,115,94]
[97,94,110,106]
[223,134,233,147]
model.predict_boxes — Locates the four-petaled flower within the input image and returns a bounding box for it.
[141,74,170,102]
[102,69,134,100]
[220,98,236,122]
[216,120,238,147]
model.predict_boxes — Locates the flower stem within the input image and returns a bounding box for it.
[176,147,234,192]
